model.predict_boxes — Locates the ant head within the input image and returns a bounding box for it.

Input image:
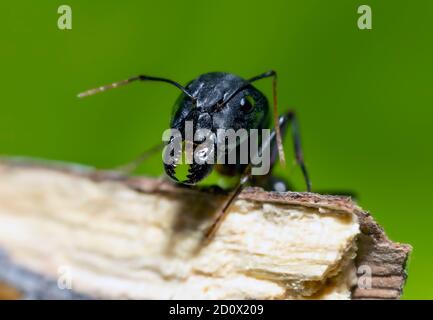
[164,73,270,185]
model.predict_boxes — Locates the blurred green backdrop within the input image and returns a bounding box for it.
[1,0,432,299]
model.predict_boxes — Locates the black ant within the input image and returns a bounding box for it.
[78,71,311,241]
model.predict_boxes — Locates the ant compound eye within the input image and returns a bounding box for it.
[240,96,255,113]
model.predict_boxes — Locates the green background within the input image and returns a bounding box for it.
[1,1,432,299]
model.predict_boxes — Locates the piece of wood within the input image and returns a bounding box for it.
[0,159,411,299]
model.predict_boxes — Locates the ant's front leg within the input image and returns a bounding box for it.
[203,111,312,243]
[203,166,251,243]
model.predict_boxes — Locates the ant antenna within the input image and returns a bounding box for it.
[77,75,195,101]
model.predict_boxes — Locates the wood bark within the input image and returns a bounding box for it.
[0,159,411,299]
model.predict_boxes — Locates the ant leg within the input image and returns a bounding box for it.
[203,111,311,243]
[282,110,312,192]
[253,111,311,192]
[269,111,289,170]
[246,70,286,167]
[250,113,290,191]
[203,167,251,243]
[116,142,164,174]
[203,113,290,241]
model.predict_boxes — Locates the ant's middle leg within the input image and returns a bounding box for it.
[252,111,311,192]
[282,110,311,192]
